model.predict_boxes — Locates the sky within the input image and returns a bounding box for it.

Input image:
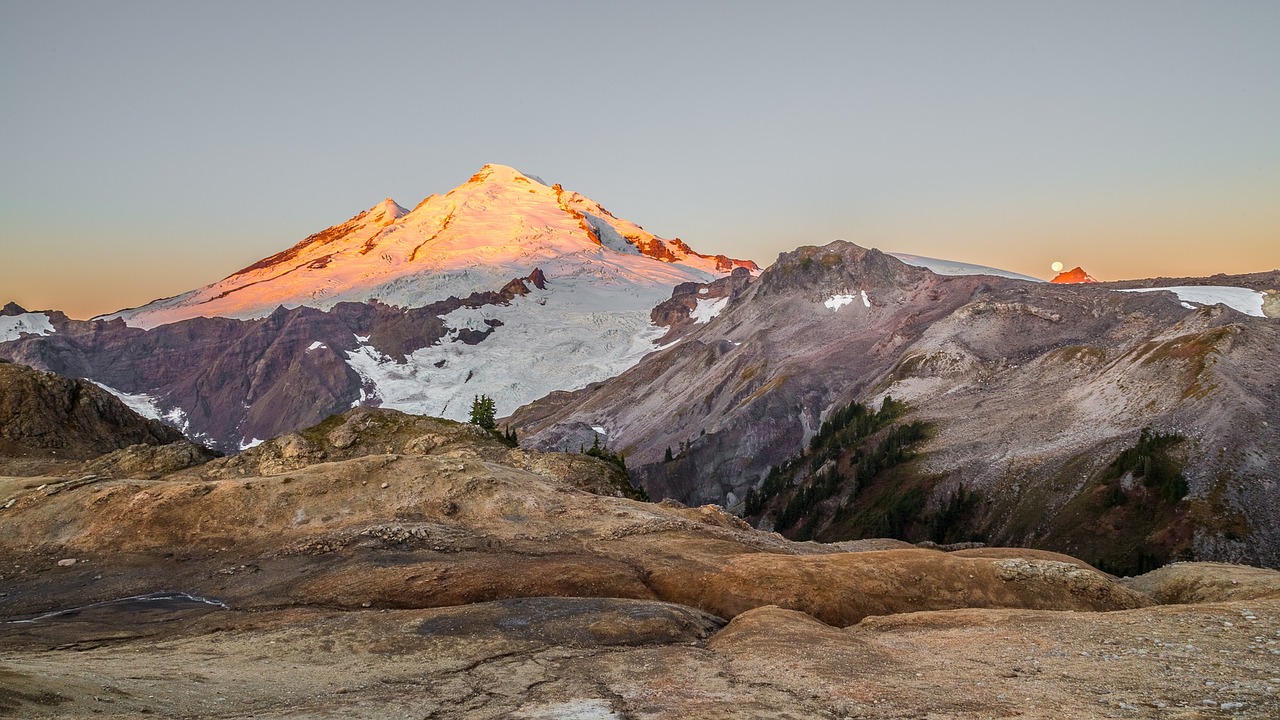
[1,0,1277,319]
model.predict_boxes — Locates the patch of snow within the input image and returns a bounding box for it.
[162,405,190,433]
[698,287,709,294]
[306,341,327,351]
[0,313,55,342]
[239,437,264,451]
[860,290,871,308]
[888,252,1043,282]
[824,294,855,312]
[91,382,162,420]
[354,334,370,343]
[691,297,729,324]
[1117,286,1265,318]
[591,426,607,436]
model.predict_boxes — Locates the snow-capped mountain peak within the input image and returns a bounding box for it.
[102,166,758,329]
[370,197,410,223]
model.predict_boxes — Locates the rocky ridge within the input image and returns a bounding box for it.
[511,241,1280,569]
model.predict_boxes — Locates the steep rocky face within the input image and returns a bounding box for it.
[511,241,1280,568]
[0,360,186,460]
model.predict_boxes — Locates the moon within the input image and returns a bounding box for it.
[1051,261,1064,272]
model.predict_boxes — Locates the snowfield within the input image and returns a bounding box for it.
[1117,286,1266,318]
[343,281,672,421]
[91,382,163,421]
[691,297,729,324]
[0,313,55,342]
[887,252,1042,282]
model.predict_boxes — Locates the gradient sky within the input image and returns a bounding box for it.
[2,1,1277,319]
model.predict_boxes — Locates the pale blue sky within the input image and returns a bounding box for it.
[2,1,1277,318]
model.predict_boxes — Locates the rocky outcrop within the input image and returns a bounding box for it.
[0,360,185,460]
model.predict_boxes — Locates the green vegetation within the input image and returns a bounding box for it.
[745,396,906,517]
[745,396,974,543]
[582,433,627,474]
[469,395,497,429]
[1022,428,1194,577]
[1104,427,1188,503]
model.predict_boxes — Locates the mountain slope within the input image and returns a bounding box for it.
[106,164,756,329]
[1,167,757,451]
[510,241,1280,569]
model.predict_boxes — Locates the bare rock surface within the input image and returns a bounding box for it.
[3,407,1279,717]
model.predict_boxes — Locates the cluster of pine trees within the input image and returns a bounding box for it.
[1104,427,1188,503]
[469,394,517,447]
[778,418,928,532]
[744,396,907,517]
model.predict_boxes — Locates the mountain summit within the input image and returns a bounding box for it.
[107,164,756,329]
[1050,266,1098,284]
[4,167,759,448]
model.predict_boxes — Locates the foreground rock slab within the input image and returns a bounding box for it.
[1,590,1278,719]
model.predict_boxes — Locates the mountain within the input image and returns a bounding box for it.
[104,164,756,328]
[510,241,1280,570]
[1051,266,1098,283]
[0,166,756,452]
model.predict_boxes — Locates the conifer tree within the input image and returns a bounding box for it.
[469,394,496,429]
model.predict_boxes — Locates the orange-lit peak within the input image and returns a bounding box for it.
[1050,267,1098,284]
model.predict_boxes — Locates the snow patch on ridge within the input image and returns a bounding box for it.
[691,297,729,324]
[0,313,55,342]
[824,295,854,312]
[1117,286,1266,318]
[888,253,1042,282]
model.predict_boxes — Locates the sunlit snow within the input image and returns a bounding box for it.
[105,165,744,329]
[239,437,264,451]
[690,297,729,324]
[861,290,871,308]
[306,341,327,351]
[1117,286,1265,318]
[0,313,55,342]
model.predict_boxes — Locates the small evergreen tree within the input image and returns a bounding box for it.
[664,446,674,463]
[469,394,496,429]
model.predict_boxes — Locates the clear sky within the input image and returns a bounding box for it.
[2,0,1277,319]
